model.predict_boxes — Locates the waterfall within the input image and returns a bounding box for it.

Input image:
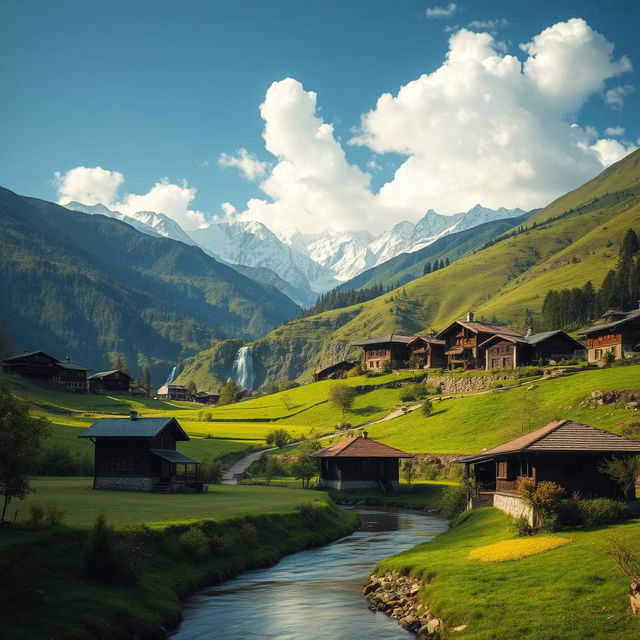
[232,346,255,390]
[164,366,178,385]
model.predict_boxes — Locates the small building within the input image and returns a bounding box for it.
[311,432,413,491]
[408,336,447,369]
[313,360,356,382]
[79,411,201,492]
[88,369,133,394]
[459,420,640,522]
[436,312,523,370]
[352,332,418,371]
[579,307,640,364]
[156,383,190,401]
[192,391,220,405]
[479,330,584,370]
[1,350,89,391]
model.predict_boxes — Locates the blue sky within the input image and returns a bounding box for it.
[1,0,638,234]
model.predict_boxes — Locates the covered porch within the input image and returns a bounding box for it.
[150,449,204,493]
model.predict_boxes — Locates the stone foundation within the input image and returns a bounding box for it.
[94,476,156,492]
[492,492,534,525]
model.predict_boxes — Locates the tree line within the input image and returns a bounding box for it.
[299,283,396,318]
[540,229,640,331]
[423,257,450,275]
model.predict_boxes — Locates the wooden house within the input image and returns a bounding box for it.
[479,330,584,370]
[579,307,640,364]
[88,369,133,394]
[352,332,418,371]
[459,420,640,521]
[192,391,220,405]
[1,350,89,391]
[79,411,202,492]
[312,360,356,382]
[436,312,523,370]
[156,383,190,401]
[311,432,413,491]
[408,336,447,369]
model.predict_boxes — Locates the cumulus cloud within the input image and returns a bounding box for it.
[604,126,625,136]
[604,84,634,109]
[347,19,634,217]
[221,202,237,217]
[426,3,458,18]
[54,166,124,206]
[54,168,207,230]
[468,18,509,32]
[590,138,636,166]
[218,148,269,181]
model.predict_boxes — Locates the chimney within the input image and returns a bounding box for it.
[362,430,368,438]
[466,311,475,322]
[130,410,138,421]
[65,355,70,363]
[526,327,532,337]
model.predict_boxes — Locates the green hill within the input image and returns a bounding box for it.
[183,149,640,388]
[0,187,300,380]
[335,211,534,292]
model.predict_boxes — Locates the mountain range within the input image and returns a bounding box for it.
[65,200,525,307]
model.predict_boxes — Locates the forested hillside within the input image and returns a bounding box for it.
[0,187,300,380]
[183,149,640,388]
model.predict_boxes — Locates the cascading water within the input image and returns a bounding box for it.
[164,366,178,385]
[231,346,255,390]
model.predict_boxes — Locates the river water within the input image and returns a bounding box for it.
[172,507,449,640]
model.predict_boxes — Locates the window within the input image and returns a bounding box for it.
[112,458,134,472]
[594,349,602,360]
[497,461,508,479]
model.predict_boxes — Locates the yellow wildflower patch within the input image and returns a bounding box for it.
[469,536,572,562]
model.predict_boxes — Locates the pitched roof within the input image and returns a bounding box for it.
[150,449,198,464]
[414,335,446,346]
[477,330,583,349]
[56,361,90,371]
[579,309,640,335]
[352,332,418,347]
[78,416,189,440]
[311,435,413,458]
[88,369,132,380]
[314,360,356,375]
[436,319,523,339]
[478,333,528,348]
[459,420,640,463]
[1,350,57,362]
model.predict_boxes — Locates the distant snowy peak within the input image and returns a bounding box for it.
[65,201,163,238]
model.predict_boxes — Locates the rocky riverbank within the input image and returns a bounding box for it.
[363,571,465,638]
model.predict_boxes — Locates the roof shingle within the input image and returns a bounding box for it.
[311,435,413,458]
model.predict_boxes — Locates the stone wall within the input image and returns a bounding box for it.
[95,476,156,491]
[492,492,534,525]
[425,373,522,394]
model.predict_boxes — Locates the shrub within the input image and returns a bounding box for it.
[201,457,224,483]
[210,533,234,554]
[400,382,427,403]
[180,527,209,559]
[599,455,640,499]
[28,504,45,526]
[421,397,433,417]
[602,351,616,368]
[265,428,292,449]
[516,478,564,528]
[38,445,93,476]
[296,502,321,525]
[577,498,627,527]
[240,522,258,545]
[441,483,468,520]
[45,502,67,526]
[381,360,393,374]
[510,514,537,537]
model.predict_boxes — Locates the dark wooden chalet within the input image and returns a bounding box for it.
[88,369,133,394]
[352,332,418,371]
[408,336,447,369]
[579,307,640,364]
[156,383,190,401]
[79,411,201,492]
[193,391,220,405]
[1,350,89,391]
[311,432,413,491]
[312,360,356,382]
[436,312,523,370]
[478,330,584,370]
[459,420,640,508]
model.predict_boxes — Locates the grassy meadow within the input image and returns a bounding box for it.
[377,507,640,640]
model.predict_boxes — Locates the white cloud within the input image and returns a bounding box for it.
[221,202,237,217]
[468,18,509,32]
[218,148,269,181]
[54,168,207,230]
[426,3,458,18]
[590,138,637,167]
[367,159,382,171]
[604,126,625,136]
[604,84,634,109]
[347,19,634,217]
[54,166,124,206]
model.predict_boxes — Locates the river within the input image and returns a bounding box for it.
[172,507,449,640]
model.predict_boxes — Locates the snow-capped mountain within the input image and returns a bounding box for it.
[67,199,525,307]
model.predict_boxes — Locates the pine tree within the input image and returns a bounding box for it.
[142,365,151,393]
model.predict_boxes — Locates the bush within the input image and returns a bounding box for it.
[240,522,258,545]
[201,457,224,483]
[336,422,351,430]
[400,382,427,403]
[381,360,393,374]
[28,504,45,525]
[45,502,67,526]
[516,478,564,529]
[602,351,616,368]
[296,502,321,524]
[265,428,292,449]
[421,397,433,417]
[180,527,209,559]
[441,483,468,519]
[210,533,234,554]
[577,498,627,527]
[38,445,93,476]
[509,514,537,536]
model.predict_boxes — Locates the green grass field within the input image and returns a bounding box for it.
[11,477,328,526]
[366,365,640,454]
[378,508,640,639]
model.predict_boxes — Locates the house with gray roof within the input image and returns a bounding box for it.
[79,411,201,492]
[579,306,640,364]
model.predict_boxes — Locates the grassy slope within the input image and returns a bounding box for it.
[219,149,640,385]
[366,365,640,454]
[378,508,640,640]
